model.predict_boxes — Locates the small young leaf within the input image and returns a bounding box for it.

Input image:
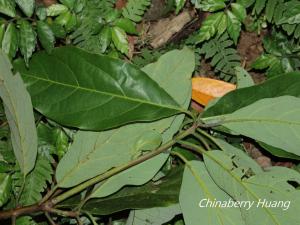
[175,0,186,14]
[1,23,18,58]
[0,173,11,207]
[235,66,254,88]
[46,3,68,16]
[254,0,267,14]
[0,23,5,43]
[0,51,38,176]
[65,13,77,32]
[122,0,151,22]
[99,26,111,53]
[265,0,278,22]
[18,20,36,65]
[35,6,47,21]
[15,0,35,17]
[114,18,137,34]
[111,26,129,55]
[251,54,278,69]
[196,0,226,12]
[19,155,53,206]
[195,12,223,43]
[226,10,241,44]
[0,0,16,17]
[54,11,72,26]
[231,3,246,21]
[217,13,227,35]
[16,216,37,225]
[59,0,76,9]
[37,21,55,54]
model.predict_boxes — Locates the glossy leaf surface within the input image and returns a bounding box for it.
[14,46,183,131]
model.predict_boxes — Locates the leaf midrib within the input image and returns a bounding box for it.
[22,73,184,112]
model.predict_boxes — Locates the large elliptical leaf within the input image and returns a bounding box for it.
[81,168,183,215]
[89,48,194,198]
[203,96,300,156]
[180,161,245,225]
[55,48,195,188]
[204,150,300,225]
[14,46,183,131]
[203,72,300,117]
[0,50,37,176]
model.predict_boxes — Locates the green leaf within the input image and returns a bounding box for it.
[90,48,194,198]
[15,0,35,17]
[236,0,255,8]
[18,20,36,65]
[0,51,37,176]
[48,22,66,38]
[0,173,11,207]
[216,139,262,174]
[37,21,55,54]
[14,46,183,131]
[36,6,47,21]
[19,154,53,206]
[127,205,181,225]
[54,11,72,26]
[259,142,300,160]
[180,161,245,225]
[111,26,129,55]
[1,23,18,58]
[251,54,278,69]
[114,18,137,35]
[56,125,163,188]
[204,96,300,156]
[226,10,241,44]
[204,150,300,225]
[231,3,246,21]
[235,66,254,88]
[203,72,300,117]
[217,13,227,35]
[175,0,186,14]
[0,23,5,43]
[122,0,151,23]
[46,4,68,16]
[254,0,267,14]
[56,48,194,188]
[0,0,16,17]
[65,13,77,32]
[59,0,76,9]
[99,26,111,53]
[265,0,278,22]
[195,12,223,43]
[195,0,226,12]
[16,216,37,225]
[82,167,183,215]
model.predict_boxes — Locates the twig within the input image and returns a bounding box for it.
[45,212,57,225]
[0,123,198,220]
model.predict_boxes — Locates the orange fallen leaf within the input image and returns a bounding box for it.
[192,77,236,106]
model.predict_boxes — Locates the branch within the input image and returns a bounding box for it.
[0,123,198,220]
